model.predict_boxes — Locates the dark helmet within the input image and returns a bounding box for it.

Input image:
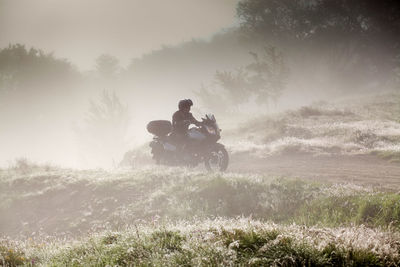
[178,99,193,110]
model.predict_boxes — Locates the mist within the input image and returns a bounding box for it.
[0,0,239,168]
[1,0,400,169]
[0,0,238,70]
[2,2,400,265]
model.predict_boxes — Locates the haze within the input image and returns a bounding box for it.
[1,0,399,169]
[0,0,238,70]
[2,2,400,263]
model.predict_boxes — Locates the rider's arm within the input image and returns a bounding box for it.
[189,113,202,126]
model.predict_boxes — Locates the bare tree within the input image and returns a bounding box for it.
[75,89,131,167]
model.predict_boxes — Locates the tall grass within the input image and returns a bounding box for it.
[1,219,399,266]
[225,93,400,157]
[1,167,399,240]
[2,166,400,265]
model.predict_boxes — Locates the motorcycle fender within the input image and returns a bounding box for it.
[163,142,177,151]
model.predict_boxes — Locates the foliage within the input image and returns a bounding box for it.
[197,46,289,113]
[237,0,400,91]
[247,46,289,106]
[224,93,400,157]
[1,167,400,265]
[214,68,250,105]
[1,219,398,266]
[7,158,56,175]
[0,244,28,266]
[85,90,129,127]
[372,150,400,163]
[297,193,400,229]
[0,44,78,94]
[0,43,81,130]
[95,54,120,80]
[2,167,400,240]
[11,158,34,175]
[74,89,131,167]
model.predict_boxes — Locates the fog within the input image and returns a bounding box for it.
[0,0,238,70]
[0,0,238,168]
[1,0,399,168]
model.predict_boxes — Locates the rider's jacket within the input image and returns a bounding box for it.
[172,110,201,135]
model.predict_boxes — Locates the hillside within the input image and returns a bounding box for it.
[3,165,400,237]
[1,166,400,265]
[2,93,400,266]
[224,93,400,158]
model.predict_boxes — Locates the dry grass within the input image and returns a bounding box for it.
[225,93,400,158]
[1,218,399,266]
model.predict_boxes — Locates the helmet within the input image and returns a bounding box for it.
[178,99,193,110]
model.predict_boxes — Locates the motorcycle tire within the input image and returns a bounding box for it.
[204,143,229,172]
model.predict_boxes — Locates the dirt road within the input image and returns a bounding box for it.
[229,153,400,190]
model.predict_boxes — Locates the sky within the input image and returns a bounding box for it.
[0,0,238,70]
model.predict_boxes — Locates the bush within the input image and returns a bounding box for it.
[0,244,27,266]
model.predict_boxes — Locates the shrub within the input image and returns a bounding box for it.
[0,244,27,266]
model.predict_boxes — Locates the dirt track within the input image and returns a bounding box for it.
[230,153,400,190]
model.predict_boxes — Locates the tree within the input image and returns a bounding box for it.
[247,46,289,106]
[95,54,120,80]
[75,89,131,167]
[214,68,250,105]
[196,46,289,113]
[237,0,400,91]
[0,44,78,94]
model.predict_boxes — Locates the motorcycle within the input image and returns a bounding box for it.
[146,114,229,171]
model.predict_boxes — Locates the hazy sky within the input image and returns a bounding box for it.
[0,0,238,70]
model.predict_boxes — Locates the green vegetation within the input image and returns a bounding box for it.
[2,167,400,265]
[0,44,79,92]
[372,150,400,163]
[1,219,399,266]
[197,46,289,113]
[223,93,400,158]
[0,244,26,266]
[1,167,400,236]
[299,193,400,228]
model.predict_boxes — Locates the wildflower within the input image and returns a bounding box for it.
[228,240,240,249]
[249,257,261,265]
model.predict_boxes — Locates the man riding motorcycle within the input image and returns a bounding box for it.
[171,99,201,152]
[146,98,229,171]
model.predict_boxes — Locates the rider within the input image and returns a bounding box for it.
[171,99,202,150]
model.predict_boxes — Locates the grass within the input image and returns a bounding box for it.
[298,193,400,228]
[1,219,399,266]
[1,167,399,236]
[224,93,400,157]
[2,167,400,265]
[372,150,400,163]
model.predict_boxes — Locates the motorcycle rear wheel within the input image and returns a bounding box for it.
[204,143,229,172]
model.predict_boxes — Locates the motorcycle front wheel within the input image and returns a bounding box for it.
[204,143,229,172]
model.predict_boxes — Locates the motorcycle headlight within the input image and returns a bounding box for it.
[205,125,216,135]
